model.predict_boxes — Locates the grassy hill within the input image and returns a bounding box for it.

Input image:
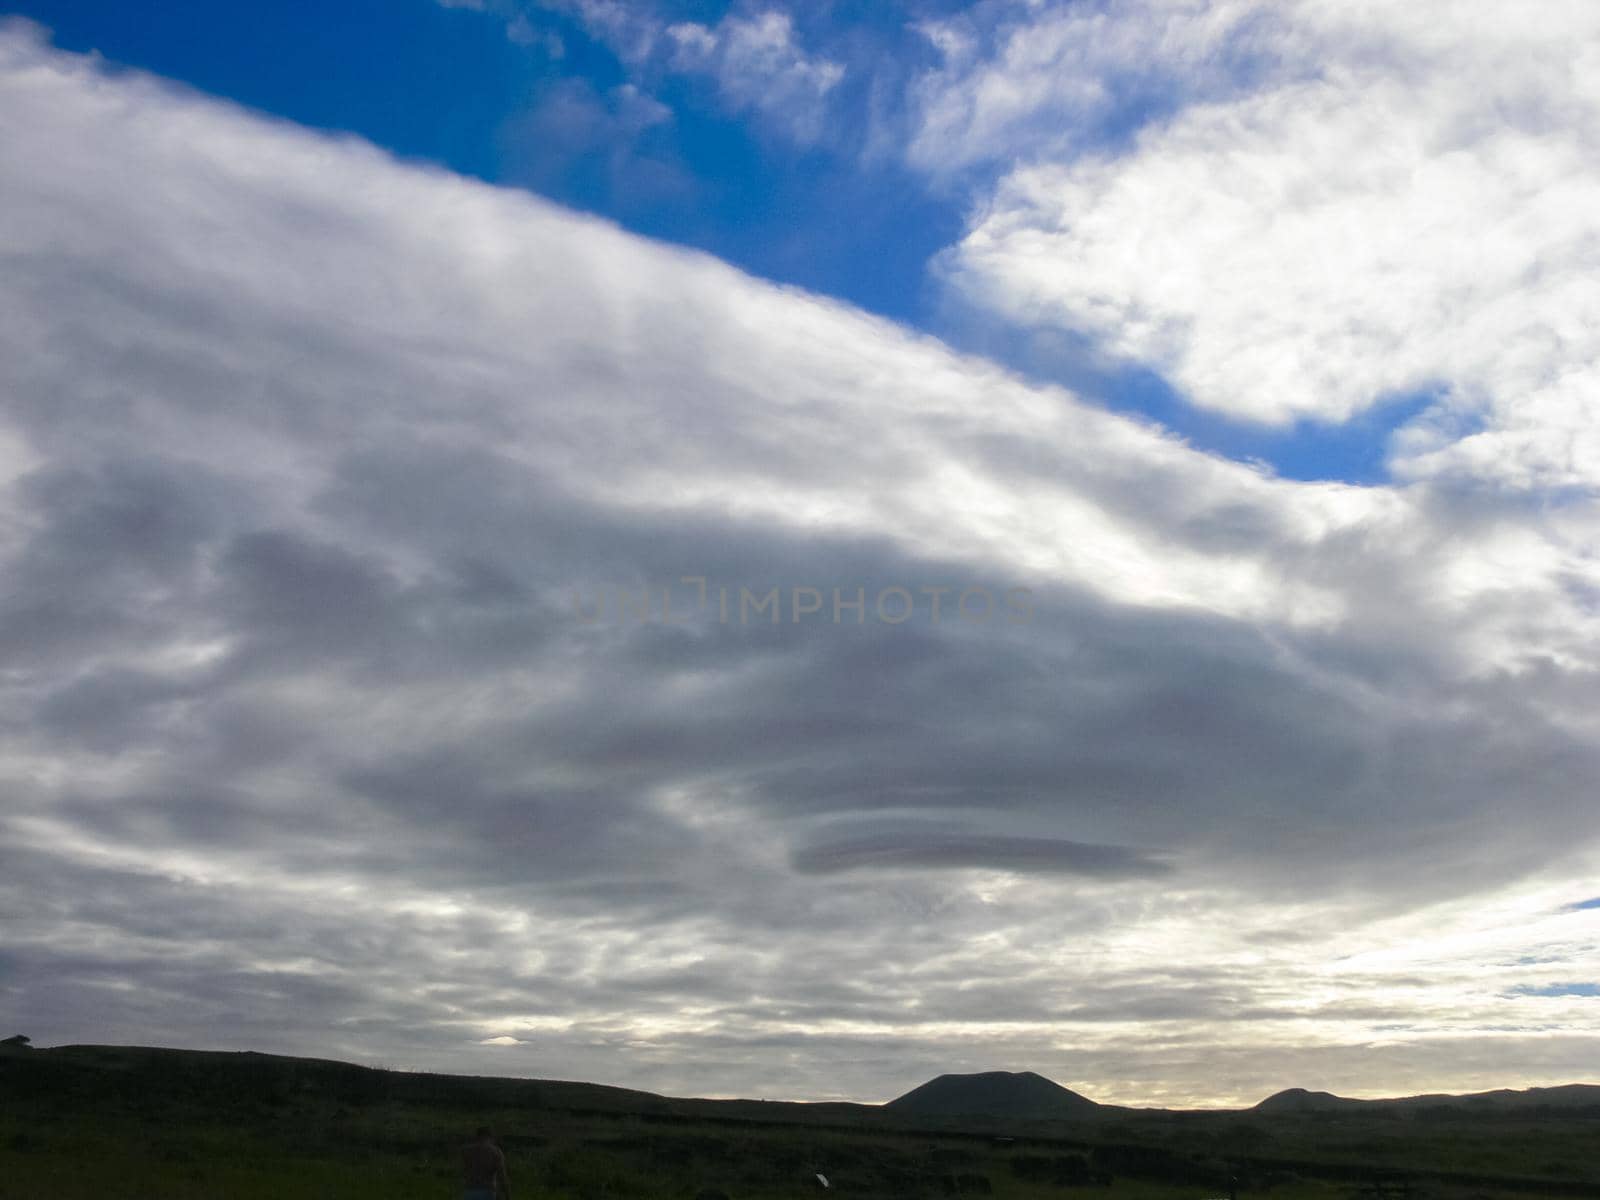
[885,1071,1101,1120]
[1255,1089,1372,1115]
[1255,1084,1600,1116]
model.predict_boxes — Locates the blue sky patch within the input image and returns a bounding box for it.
[1511,983,1600,998]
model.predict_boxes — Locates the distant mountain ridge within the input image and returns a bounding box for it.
[885,1071,1100,1119]
[8,1043,1599,1118]
[1255,1083,1600,1113]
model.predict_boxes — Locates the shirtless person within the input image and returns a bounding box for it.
[461,1126,511,1200]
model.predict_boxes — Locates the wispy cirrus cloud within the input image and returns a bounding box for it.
[665,10,844,143]
[459,2,847,144]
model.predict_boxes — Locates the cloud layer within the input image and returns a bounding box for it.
[2,20,1599,1104]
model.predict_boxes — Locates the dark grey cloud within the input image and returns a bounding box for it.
[791,831,1171,878]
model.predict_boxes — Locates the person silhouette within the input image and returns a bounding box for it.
[460,1126,511,1200]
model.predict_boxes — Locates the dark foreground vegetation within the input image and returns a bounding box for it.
[2,1043,1598,1199]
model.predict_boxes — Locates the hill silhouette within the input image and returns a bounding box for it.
[885,1070,1100,1119]
[1255,1083,1600,1114]
[9,1044,1598,1120]
[1253,1087,1363,1114]
[6,1043,1600,1196]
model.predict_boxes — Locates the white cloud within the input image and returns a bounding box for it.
[564,0,660,63]
[922,0,1600,490]
[473,3,844,145]
[666,11,844,143]
[3,20,1600,1104]
[908,0,1269,176]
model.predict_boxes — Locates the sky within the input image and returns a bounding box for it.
[1,0,1599,1108]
